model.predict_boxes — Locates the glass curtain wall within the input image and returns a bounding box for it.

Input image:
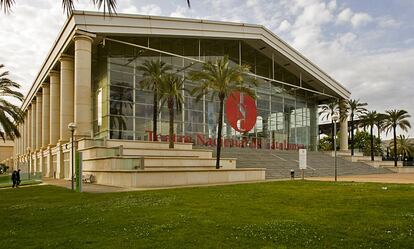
[92,37,319,150]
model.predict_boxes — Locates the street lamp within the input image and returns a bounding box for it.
[68,122,77,191]
[332,113,339,182]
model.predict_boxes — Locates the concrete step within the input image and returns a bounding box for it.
[107,139,194,150]
[122,148,212,158]
[82,155,237,171]
[143,157,236,169]
[218,148,392,179]
[83,168,266,188]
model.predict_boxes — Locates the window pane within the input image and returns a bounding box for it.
[110,86,133,102]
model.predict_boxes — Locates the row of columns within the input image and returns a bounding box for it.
[14,33,94,175]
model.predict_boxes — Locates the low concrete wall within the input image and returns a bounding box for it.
[84,168,266,188]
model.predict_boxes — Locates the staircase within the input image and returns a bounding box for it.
[214,147,392,179]
[76,138,265,188]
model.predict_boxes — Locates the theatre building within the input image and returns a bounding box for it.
[11,11,350,187]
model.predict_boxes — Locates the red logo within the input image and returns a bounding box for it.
[225,91,257,132]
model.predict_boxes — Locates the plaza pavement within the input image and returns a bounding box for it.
[308,173,414,184]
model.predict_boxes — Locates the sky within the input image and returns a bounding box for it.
[0,0,413,138]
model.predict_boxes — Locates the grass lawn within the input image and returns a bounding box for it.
[0,174,41,188]
[1,181,413,249]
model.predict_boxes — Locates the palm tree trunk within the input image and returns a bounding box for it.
[377,124,380,140]
[350,114,354,156]
[168,97,174,149]
[153,91,158,141]
[215,96,224,169]
[370,125,374,161]
[393,125,397,167]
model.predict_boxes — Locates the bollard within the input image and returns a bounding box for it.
[290,169,295,180]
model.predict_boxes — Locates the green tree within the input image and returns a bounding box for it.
[384,110,412,166]
[137,60,172,142]
[189,56,253,169]
[0,64,24,141]
[359,111,378,161]
[158,74,184,149]
[353,131,382,157]
[345,99,367,156]
[390,135,414,158]
[319,100,346,142]
[318,136,333,151]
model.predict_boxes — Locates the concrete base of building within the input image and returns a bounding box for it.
[84,168,265,188]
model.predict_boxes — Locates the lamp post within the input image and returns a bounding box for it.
[332,113,339,182]
[68,122,77,191]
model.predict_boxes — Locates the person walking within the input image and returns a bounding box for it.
[11,170,17,188]
[16,169,21,187]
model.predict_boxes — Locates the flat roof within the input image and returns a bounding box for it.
[22,11,351,109]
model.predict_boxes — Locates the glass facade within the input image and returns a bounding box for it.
[92,37,319,150]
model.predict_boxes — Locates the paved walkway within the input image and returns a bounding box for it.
[43,178,127,193]
[309,173,414,184]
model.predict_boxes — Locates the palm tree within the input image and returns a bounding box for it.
[0,64,24,141]
[359,111,378,161]
[189,56,253,169]
[1,0,191,15]
[158,74,184,149]
[375,113,387,140]
[384,110,411,166]
[319,100,340,141]
[109,82,132,139]
[137,60,172,142]
[390,135,414,159]
[346,99,367,156]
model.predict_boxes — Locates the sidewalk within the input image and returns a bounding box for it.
[43,178,127,193]
[309,173,414,184]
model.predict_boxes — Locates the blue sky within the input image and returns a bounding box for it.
[0,0,413,137]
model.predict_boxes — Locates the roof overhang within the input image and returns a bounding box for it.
[22,11,351,109]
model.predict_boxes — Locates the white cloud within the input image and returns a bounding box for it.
[351,12,372,27]
[337,8,372,27]
[138,4,162,16]
[378,16,401,28]
[278,20,291,32]
[337,8,353,23]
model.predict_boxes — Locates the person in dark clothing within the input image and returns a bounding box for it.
[11,170,17,188]
[16,169,21,186]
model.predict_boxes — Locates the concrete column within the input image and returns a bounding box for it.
[45,150,52,178]
[56,146,64,179]
[25,114,28,153]
[42,83,50,148]
[340,112,348,152]
[27,107,31,152]
[15,126,19,155]
[49,70,61,146]
[19,125,22,154]
[74,34,93,137]
[35,92,42,151]
[22,117,26,154]
[59,55,74,142]
[31,101,36,149]
[18,125,21,155]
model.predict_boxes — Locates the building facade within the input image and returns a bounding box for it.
[12,11,350,179]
